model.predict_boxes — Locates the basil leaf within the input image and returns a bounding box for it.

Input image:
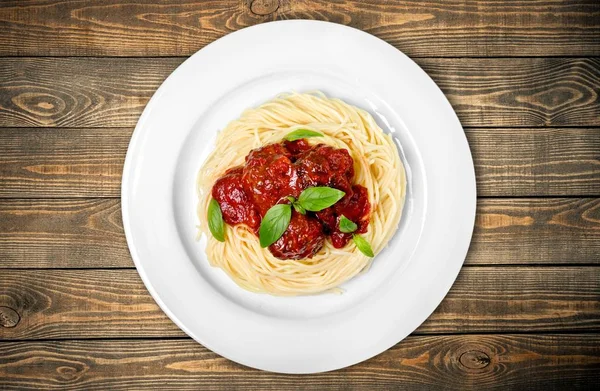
[284,129,324,141]
[208,199,225,242]
[298,187,345,212]
[259,204,292,248]
[339,215,358,233]
[293,202,306,215]
[352,234,374,257]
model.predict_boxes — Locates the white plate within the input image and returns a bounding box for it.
[122,20,476,374]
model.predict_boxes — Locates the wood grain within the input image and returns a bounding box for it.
[0,58,175,128]
[0,199,126,268]
[0,0,597,387]
[419,58,600,128]
[468,128,600,197]
[469,198,600,265]
[1,198,598,268]
[0,269,182,339]
[0,0,598,57]
[1,127,598,197]
[1,335,599,390]
[0,267,598,339]
[0,128,130,198]
[0,58,598,128]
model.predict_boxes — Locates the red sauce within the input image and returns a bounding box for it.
[212,167,261,232]
[211,139,371,260]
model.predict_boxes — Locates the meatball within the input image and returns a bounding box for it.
[269,213,325,259]
[295,147,331,188]
[242,144,301,215]
[335,185,370,226]
[295,144,354,193]
[317,185,371,248]
[211,167,261,232]
[245,143,291,164]
[283,139,312,159]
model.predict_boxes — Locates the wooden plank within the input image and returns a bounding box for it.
[0,58,598,128]
[0,199,127,268]
[1,127,598,198]
[0,335,599,390]
[0,58,178,128]
[0,0,598,57]
[468,128,600,197]
[0,128,130,198]
[0,267,597,339]
[469,198,600,266]
[1,198,599,269]
[419,58,600,128]
[0,269,182,339]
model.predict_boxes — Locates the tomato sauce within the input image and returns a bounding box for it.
[211,139,371,259]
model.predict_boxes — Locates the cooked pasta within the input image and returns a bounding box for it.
[197,92,406,295]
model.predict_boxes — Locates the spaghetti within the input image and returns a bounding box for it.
[197,92,406,295]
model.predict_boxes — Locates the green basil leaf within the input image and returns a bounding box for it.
[208,198,225,242]
[284,129,324,141]
[298,187,345,212]
[339,215,358,233]
[259,203,292,248]
[293,202,306,215]
[352,234,374,257]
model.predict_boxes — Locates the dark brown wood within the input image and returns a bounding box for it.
[0,0,598,58]
[420,266,600,334]
[0,269,182,339]
[420,58,600,128]
[0,267,597,340]
[0,0,598,386]
[1,198,599,269]
[0,199,127,268]
[0,307,20,328]
[0,128,130,198]
[469,198,600,265]
[468,128,600,196]
[0,58,598,128]
[0,335,598,390]
[1,127,598,197]
[0,58,177,128]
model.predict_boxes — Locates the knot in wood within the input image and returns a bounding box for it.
[11,92,65,117]
[0,306,20,328]
[57,365,87,381]
[250,0,279,15]
[459,350,491,369]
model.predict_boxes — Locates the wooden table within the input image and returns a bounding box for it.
[0,1,599,389]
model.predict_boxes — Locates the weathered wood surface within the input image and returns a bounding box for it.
[468,198,600,266]
[1,198,599,269]
[0,0,598,58]
[0,58,598,128]
[0,128,130,198]
[467,128,600,197]
[1,0,599,388]
[0,199,127,268]
[0,335,599,390]
[0,267,598,339]
[1,127,598,198]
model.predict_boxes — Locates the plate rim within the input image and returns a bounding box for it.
[122,19,476,373]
